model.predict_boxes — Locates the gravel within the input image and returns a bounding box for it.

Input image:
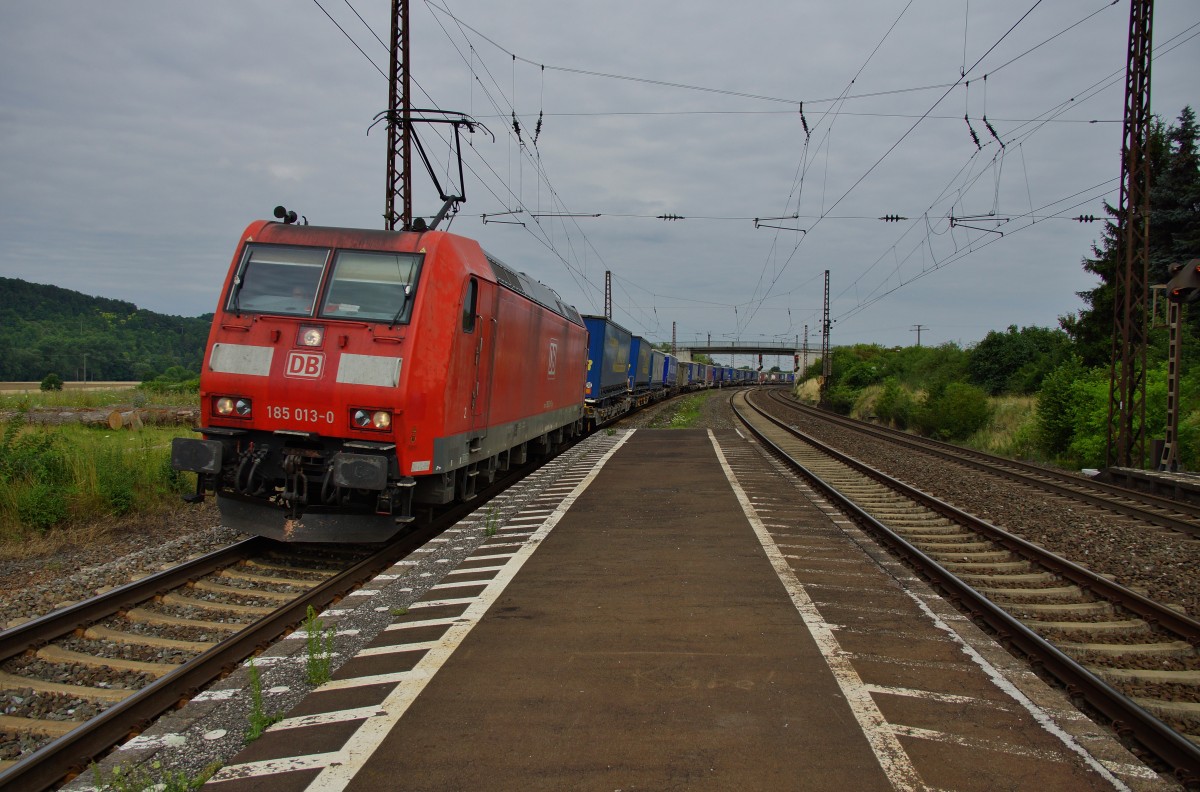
[4,388,1194,786]
[753,391,1200,620]
[0,501,239,628]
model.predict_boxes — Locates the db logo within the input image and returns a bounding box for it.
[285,351,325,379]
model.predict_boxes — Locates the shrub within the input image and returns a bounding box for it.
[1035,358,1085,456]
[874,379,916,429]
[914,382,992,441]
[15,481,68,532]
[40,373,63,391]
[822,385,858,415]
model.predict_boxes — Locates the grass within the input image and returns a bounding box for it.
[91,759,220,791]
[0,388,199,547]
[0,386,197,411]
[832,382,1051,466]
[304,605,335,686]
[962,395,1043,460]
[650,392,710,429]
[244,657,283,743]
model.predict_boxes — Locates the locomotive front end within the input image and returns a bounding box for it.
[173,222,426,543]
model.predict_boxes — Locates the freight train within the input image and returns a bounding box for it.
[171,217,776,543]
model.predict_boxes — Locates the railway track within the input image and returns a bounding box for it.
[732,389,1200,785]
[759,388,1200,539]
[0,455,545,792]
[0,537,402,792]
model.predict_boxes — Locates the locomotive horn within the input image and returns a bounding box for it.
[273,205,299,224]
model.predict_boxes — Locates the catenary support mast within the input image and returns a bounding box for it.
[1106,0,1154,468]
[384,0,412,231]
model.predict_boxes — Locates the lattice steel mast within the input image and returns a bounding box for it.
[820,270,831,400]
[1106,0,1154,468]
[384,0,412,231]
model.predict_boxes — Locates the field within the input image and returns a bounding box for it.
[0,386,199,552]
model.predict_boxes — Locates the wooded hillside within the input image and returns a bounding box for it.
[0,277,211,382]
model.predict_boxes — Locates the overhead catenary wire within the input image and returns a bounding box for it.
[313,0,1197,343]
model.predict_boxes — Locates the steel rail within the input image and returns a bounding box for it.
[761,390,1200,538]
[0,455,539,792]
[0,538,266,663]
[733,390,1200,785]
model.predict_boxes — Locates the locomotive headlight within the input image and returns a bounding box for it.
[215,396,252,418]
[298,325,325,348]
[352,409,392,431]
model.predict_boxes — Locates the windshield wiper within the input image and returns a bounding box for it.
[388,285,411,329]
[230,276,242,315]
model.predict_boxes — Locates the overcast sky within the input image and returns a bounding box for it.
[1,2,1197,357]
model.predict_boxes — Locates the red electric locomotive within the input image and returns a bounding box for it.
[172,218,588,542]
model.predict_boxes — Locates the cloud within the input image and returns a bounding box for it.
[1,0,1196,351]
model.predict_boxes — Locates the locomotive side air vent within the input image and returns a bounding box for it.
[487,256,526,295]
[486,253,583,326]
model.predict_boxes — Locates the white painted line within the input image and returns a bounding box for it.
[407,597,478,609]
[383,617,463,632]
[120,733,187,751]
[431,580,488,591]
[465,552,518,562]
[708,431,923,792]
[781,554,861,564]
[356,640,438,657]
[890,724,1071,763]
[293,432,632,791]
[209,753,340,782]
[898,578,1131,790]
[445,565,504,575]
[319,667,433,691]
[271,706,385,731]
[863,683,1007,708]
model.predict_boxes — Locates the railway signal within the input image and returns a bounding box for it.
[1166,259,1200,303]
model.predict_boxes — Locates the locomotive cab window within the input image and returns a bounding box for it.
[321,250,422,324]
[462,278,477,333]
[228,245,329,315]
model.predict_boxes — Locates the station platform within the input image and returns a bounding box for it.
[203,429,1163,791]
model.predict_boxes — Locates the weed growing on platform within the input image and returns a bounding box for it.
[483,506,498,536]
[651,392,706,429]
[391,607,409,616]
[91,758,220,791]
[244,657,283,743]
[304,605,335,686]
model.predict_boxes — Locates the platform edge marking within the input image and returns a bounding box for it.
[708,431,924,792]
[897,577,1132,790]
[297,430,636,792]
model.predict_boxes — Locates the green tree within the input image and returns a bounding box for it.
[968,325,1072,395]
[1061,107,1200,367]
